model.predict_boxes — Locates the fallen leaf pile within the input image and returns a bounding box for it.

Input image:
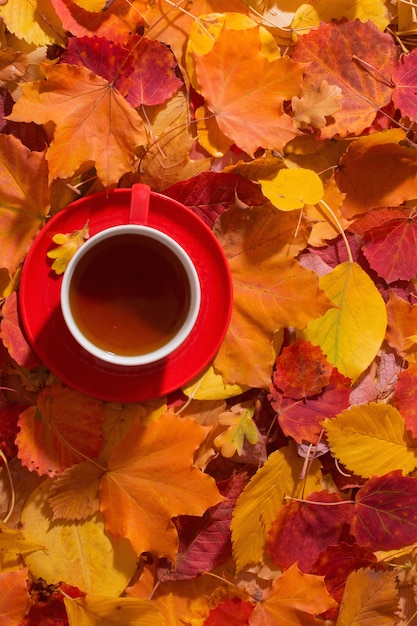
[1,0,417,624]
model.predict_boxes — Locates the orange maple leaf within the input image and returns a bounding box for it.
[8,63,147,188]
[16,382,104,476]
[193,26,303,156]
[99,411,224,560]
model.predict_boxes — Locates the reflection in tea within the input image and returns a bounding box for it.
[69,233,191,356]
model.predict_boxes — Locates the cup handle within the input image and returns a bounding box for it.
[129,184,150,224]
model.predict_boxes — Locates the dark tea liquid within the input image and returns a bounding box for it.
[69,233,191,356]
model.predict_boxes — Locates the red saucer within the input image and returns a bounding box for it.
[19,188,233,402]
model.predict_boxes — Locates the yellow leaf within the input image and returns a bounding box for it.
[195,104,233,157]
[48,461,102,521]
[182,365,247,400]
[259,168,324,211]
[47,222,90,275]
[336,568,399,626]
[71,0,108,11]
[292,80,343,129]
[301,261,387,380]
[0,524,42,568]
[0,1,66,46]
[292,0,390,34]
[21,479,137,595]
[214,402,258,457]
[323,403,417,479]
[64,595,166,626]
[231,445,322,571]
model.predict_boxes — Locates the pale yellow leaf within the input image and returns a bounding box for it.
[292,0,390,34]
[0,524,43,567]
[182,365,247,400]
[231,444,322,571]
[0,0,66,45]
[301,261,387,380]
[21,479,137,595]
[47,222,90,275]
[336,568,399,626]
[323,403,417,479]
[65,595,166,626]
[259,167,324,211]
[292,80,343,129]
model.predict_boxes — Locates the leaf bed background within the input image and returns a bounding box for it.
[1,0,417,624]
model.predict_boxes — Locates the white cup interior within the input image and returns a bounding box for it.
[60,225,201,366]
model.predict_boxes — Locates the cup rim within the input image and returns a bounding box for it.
[60,224,201,366]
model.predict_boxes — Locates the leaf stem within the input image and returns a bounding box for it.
[319,199,353,263]
[284,495,355,505]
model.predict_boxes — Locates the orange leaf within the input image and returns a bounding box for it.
[0,134,49,274]
[386,291,417,360]
[99,411,224,560]
[0,568,30,626]
[16,382,104,476]
[193,26,302,156]
[8,63,147,188]
[249,563,337,626]
[213,205,333,387]
[0,291,41,369]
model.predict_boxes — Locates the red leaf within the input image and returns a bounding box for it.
[311,542,377,604]
[204,597,254,626]
[392,365,417,438]
[0,403,21,460]
[392,49,417,120]
[1,292,41,369]
[290,20,398,138]
[272,340,333,399]
[267,491,354,572]
[351,471,417,550]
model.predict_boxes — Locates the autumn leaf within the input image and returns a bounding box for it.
[323,403,417,478]
[48,461,102,521]
[290,20,398,138]
[335,568,399,626]
[214,402,258,457]
[249,563,338,626]
[64,595,166,626]
[291,0,390,33]
[16,382,104,476]
[0,134,49,275]
[0,568,31,626]
[193,26,303,156]
[99,411,224,560]
[393,365,417,437]
[259,167,324,211]
[182,365,247,400]
[204,597,254,626]
[392,48,417,120]
[301,261,387,381]
[0,524,43,567]
[267,491,354,573]
[8,63,147,188]
[21,479,138,595]
[292,80,344,129]
[47,222,90,275]
[386,291,417,360]
[0,291,41,369]
[0,47,29,89]
[0,0,66,45]
[231,445,322,571]
[213,204,333,388]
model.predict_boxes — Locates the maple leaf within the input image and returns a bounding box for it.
[99,411,224,560]
[0,292,41,369]
[336,568,399,626]
[214,402,258,458]
[301,261,387,381]
[46,222,90,275]
[8,63,147,188]
[16,381,104,476]
[213,204,333,388]
[323,402,417,478]
[193,26,303,156]
[292,80,344,129]
[249,563,337,626]
[335,131,417,218]
[0,134,49,275]
[267,490,354,572]
[290,20,398,139]
[0,567,31,626]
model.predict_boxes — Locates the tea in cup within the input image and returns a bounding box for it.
[60,224,201,366]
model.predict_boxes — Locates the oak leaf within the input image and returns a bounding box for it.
[290,20,398,139]
[193,26,303,156]
[214,402,258,458]
[0,567,30,626]
[99,411,224,560]
[335,568,399,626]
[0,134,49,275]
[64,595,166,626]
[16,382,104,476]
[323,403,417,478]
[213,204,333,388]
[8,63,147,188]
[47,222,90,275]
[21,479,138,595]
[249,563,337,626]
[292,80,343,129]
[301,261,387,381]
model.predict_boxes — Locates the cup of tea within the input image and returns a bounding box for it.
[60,186,201,366]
